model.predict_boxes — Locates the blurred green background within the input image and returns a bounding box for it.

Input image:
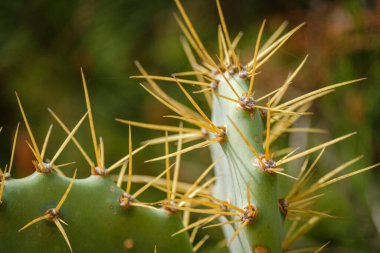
[0,0,379,252]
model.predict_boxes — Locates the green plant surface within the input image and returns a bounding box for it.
[1,172,193,253]
[211,75,282,252]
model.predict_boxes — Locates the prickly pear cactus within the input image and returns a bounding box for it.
[1,172,192,253]
[0,78,194,253]
[126,1,378,253]
[0,1,378,253]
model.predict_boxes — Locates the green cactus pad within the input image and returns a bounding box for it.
[0,172,193,253]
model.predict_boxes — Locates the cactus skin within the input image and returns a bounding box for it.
[0,172,193,253]
[210,74,282,253]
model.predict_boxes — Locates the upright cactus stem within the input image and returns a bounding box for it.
[211,71,283,252]
[126,1,379,252]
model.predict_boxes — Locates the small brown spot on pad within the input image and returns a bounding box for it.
[123,238,134,249]
[254,246,268,253]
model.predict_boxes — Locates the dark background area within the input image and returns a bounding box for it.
[0,0,379,252]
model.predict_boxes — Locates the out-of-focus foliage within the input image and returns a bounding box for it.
[0,0,379,252]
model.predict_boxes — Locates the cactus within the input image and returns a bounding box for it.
[126,1,379,252]
[0,74,195,253]
[0,1,379,253]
